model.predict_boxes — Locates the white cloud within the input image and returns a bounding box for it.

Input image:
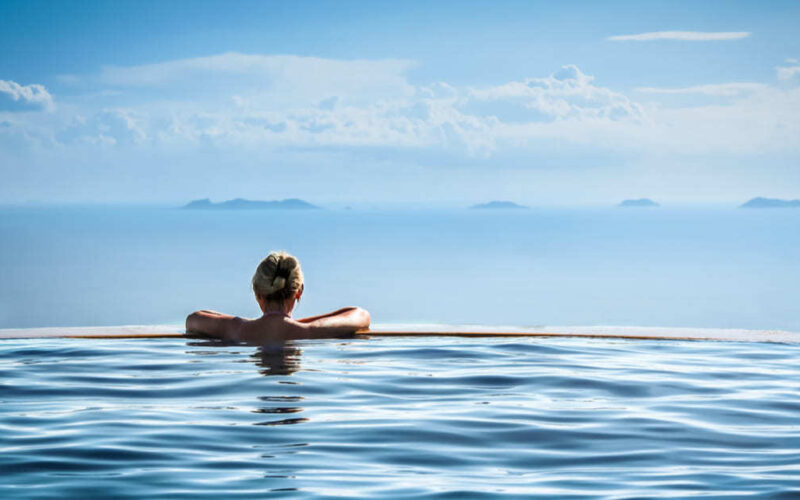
[5,54,800,161]
[57,109,147,145]
[636,83,766,96]
[776,63,800,81]
[467,65,645,122]
[111,64,645,156]
[607,31,750,42]
[95,52,416,109]
[5,53,800,204]
[45,60,648,155]
[0,80,54,111]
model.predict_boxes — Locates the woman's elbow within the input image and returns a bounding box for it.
[185,311,202,332]
[354,307,371,329]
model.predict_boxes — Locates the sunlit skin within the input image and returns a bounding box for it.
[185,284,370,343]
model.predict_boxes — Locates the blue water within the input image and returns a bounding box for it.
[2,336,800,498]
[2,206,799,497]
[0,206,798,331]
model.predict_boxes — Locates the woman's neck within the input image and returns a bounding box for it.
[262,300,293,317]
[263,310,288,317]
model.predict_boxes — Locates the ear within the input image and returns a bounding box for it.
[255,294,266,312]
[296,284,304,300]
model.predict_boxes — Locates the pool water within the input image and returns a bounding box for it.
[2,335,799,498]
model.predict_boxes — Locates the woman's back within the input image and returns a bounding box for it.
[185,251,369,343]
[187,307,370,343]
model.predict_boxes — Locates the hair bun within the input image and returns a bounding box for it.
[252,251,304,302]
[271,276,287,291]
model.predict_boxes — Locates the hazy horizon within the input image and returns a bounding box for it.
[0,197,786,210]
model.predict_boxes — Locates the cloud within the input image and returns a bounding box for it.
[0,80,54,111]
[607,31,750,42]
[466,65,645,123]
[45,60,647,156]
[93,52,416,109]
[57,109,147,145]
[180,64,641,155]
[635,83,766,96]
[776,63,800,81]
[5,54,800,161]
[4,52,800,204]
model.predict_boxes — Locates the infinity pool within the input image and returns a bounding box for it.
[2,335,799,498]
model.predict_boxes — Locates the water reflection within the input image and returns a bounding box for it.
[251,343,302,377]
[250,344,308,427]
[187,339,308,423]
[186,339,302,376]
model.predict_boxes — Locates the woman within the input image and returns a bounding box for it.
[186,251,370,343]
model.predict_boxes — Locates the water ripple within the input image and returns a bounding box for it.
[1,337,799,498]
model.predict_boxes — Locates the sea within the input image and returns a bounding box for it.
[0,205,798,331]
[1,205,799,498]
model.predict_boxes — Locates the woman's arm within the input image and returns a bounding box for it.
[185,310,241,339]
[295,307,370,338]
[296,307,363,324]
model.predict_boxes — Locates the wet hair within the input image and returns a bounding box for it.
[252,251,304,302]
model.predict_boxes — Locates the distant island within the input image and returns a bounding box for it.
[183,198,320,210]
[469,201,528,210]
[740,197,800,208]
[618,198,659,208]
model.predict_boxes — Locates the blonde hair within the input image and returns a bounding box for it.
[252,251,304,302]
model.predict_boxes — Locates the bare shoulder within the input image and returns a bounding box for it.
[187,307,370,342]
[231,317,301,343]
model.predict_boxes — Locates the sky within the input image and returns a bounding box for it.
[1,0,799,205]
